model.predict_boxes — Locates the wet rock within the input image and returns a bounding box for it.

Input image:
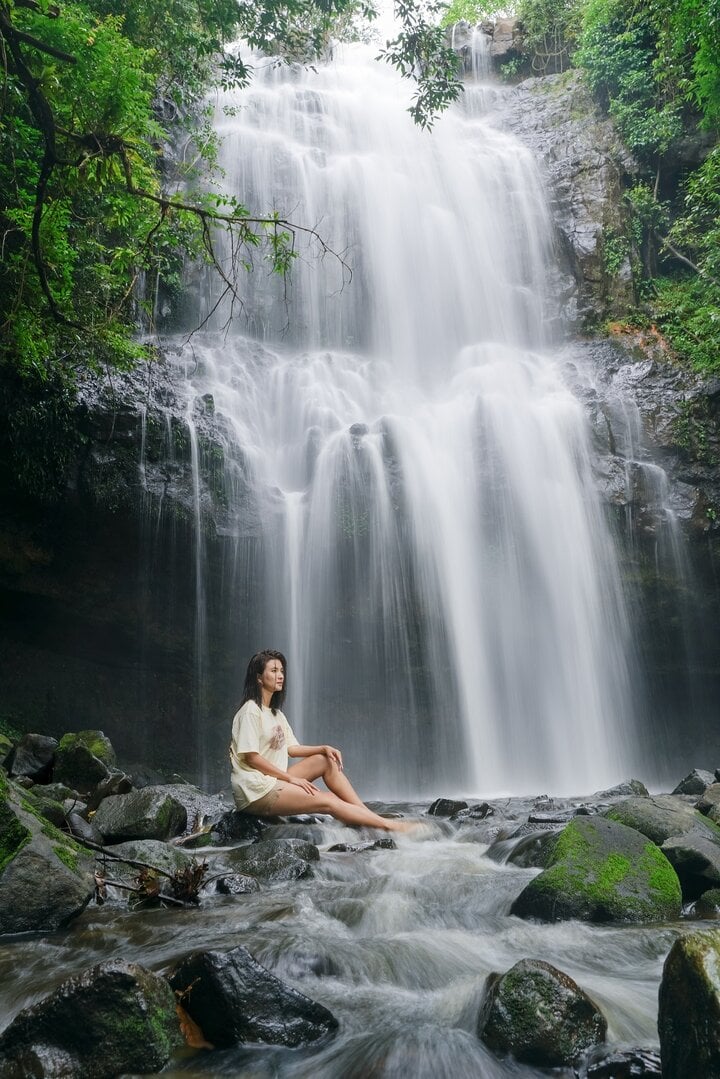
[660,832,720,900]
[501,72,637,327]
[603,794,715,845]
[223,838,319,882]
[53,730,116,793]
[696,782,720,816]
[216,873,261,895]
[168,944,338,1048]
[92,785,187,843]
[658,930,720,1079]
[502,829,559,869]
[103,838,195,879]
[38,781,80,803]
[592,779,650,800]
[156,783,227,834]
[428,798,468,817]
[5,733,57,782]
[327,837,397,853]
[209,808,265,844]
[510,816,681,923]
[85,770,133,811]
[0,959,179,1078]
[477,957,607,1066]
[0,772,93,935]
[66,811,103,845]
[24,791,67,830]
[528,808,575,824]
[257,822,328,845]
[582,1046,662,1077]
[672,768,717,796]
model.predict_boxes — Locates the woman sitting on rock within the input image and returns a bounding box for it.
[230,649,413,832]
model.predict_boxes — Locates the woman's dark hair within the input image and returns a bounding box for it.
[240,649,287,715]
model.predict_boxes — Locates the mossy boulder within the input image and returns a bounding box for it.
[658,930,720,1079]
[477,958,607,1066]
[0,773,93,934]
[604,795,720,899]
[92,785,187,843]
[53,731,116,793]
[510,817,681,924]
[603,794,717,846]
[168,944,338,1048]
[0,959,180,1078]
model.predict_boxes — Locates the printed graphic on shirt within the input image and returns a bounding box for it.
[269,724,285,751]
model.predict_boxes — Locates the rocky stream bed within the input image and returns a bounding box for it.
[3,731,720,1077]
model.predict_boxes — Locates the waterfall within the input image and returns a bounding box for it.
[171,32,641,797]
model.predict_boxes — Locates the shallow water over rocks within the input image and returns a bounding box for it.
[0,798,694,1078]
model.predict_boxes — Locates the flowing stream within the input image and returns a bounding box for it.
[0,810,682,1077]
[168,29,643,797]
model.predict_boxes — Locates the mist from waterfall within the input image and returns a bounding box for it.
[176,31,642,797]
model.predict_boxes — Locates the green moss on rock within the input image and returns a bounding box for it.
[511,816,682,923]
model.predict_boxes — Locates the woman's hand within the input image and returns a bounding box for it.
[323,745,343,770]
[289,775,319,795]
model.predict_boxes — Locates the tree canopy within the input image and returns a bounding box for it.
[0,0,460,383]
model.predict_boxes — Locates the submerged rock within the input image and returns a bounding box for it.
[510,816,681,923]
[658,930,720,1079]
[0,772,93,935]
[92,785,187,843]
[0,959,179,1078]
[169,944,338,1048]
[477,957,607,1066]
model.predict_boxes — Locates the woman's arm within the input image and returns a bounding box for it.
[288,744,343,770]
[242,751,318,794]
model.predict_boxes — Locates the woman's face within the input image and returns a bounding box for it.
[259,657,284,699]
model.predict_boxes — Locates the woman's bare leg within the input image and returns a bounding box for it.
[289,754,365,807]
[263,783,409,831]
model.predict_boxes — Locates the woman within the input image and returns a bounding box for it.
[230,649,413,832]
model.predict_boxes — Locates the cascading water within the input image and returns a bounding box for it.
[175,29,641,796]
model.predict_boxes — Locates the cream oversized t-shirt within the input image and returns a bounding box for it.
[230,699,299,809]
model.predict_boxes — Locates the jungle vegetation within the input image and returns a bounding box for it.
[444,0,720,373]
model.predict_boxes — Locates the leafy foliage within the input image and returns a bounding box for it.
[0,0,462,389]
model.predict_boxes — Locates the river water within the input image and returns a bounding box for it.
[167,27,647,797]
